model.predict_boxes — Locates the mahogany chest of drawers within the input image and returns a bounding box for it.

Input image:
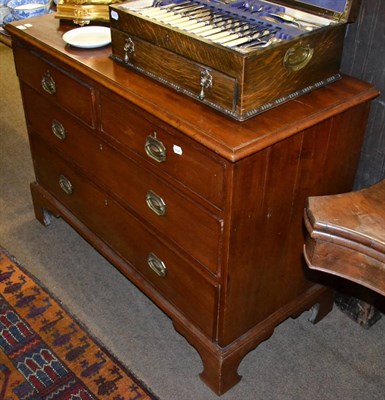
[7,14,378,395]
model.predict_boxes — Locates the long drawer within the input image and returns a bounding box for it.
[30,136,218,338]
[110,29,238,114]
[100,91,226,209]
[13,45,96,127]
[24,86,223,274]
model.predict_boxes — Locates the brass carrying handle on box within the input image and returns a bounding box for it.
[283,44,314,72]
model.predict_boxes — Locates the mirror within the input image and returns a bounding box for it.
[294,0,346,13]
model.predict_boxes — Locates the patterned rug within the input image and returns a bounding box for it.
[0,247,158,400]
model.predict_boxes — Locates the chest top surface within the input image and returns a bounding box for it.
[6,13,377,162]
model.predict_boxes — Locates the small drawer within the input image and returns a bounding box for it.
[111,29,238,114]
[31,137,218,338]
[13,44,96,127]
[22,84,92,143]
[100,92,226,209]
[28,121,223,275]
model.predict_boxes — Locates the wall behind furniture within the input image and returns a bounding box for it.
[341,0,385,188]
[339,0,385,319]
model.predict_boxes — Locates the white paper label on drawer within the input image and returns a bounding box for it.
[173,145,183,155]
[111,10,119,20]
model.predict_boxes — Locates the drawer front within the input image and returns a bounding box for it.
[27,102,222,274]
[30,137,217,337]
[13,44,96,127]
[100,92,226,209]
[110,28,237,113]
[22,84,91,140]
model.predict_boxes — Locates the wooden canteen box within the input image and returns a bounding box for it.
[109,0,361,120]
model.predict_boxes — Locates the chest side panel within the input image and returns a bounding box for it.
[219,101,372,345]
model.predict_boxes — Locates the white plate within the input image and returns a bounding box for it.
[62,26,111,49]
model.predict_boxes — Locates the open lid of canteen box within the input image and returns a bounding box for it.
[267,0,362,22]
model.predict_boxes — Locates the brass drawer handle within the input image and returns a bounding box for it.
[59,174,73,195]
[147,252,167,278]
[41,71,56,95]
[198,69,213,100]
[124,37,135,63]
[145,133,166,163]
[146,190,166,216]
[51,119,66,140]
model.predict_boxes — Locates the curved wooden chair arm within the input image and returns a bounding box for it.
[304,179,385,297]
